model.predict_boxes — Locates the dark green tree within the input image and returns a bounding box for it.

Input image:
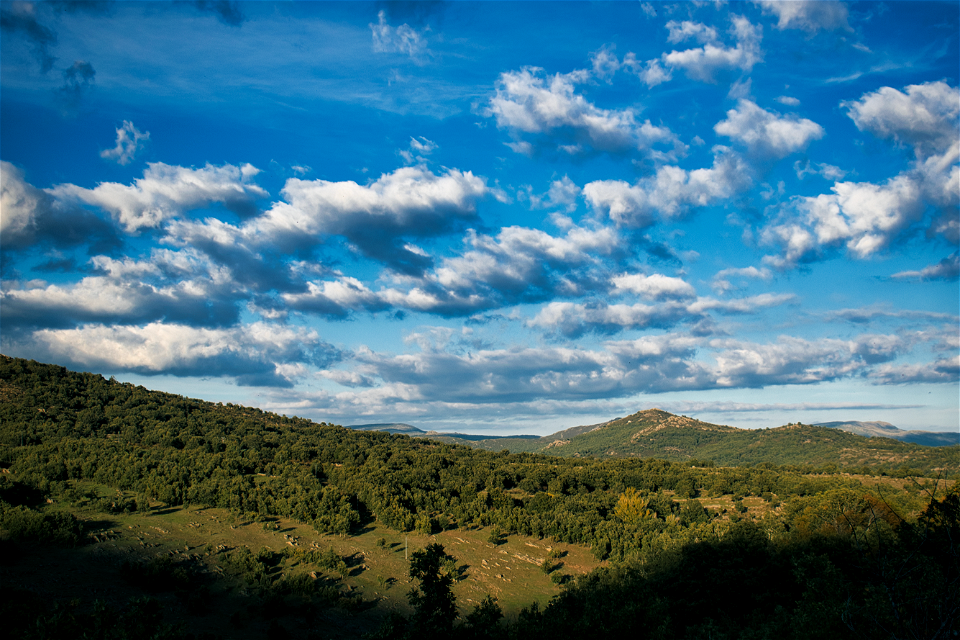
[407,543,458,638]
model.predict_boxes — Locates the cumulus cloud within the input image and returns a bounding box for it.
[49,162,269,233]
[844,81,960,159]
[23,321,340,387]
[487,67,680,157]
[529,300,701,338]
[530,292,795,337]
[281,276,388,318]
[324,330,916,407]
[0,161,120,253]
[870,355,960,385]
[891,252,960,282]
[710,333,904,387]
[161,218,302,294]
[376,223,619,316]
[583,148,752,226]
[370,10,428,60]
[527,176,581,213]
[590,45,620,81]
[100,121,150,166]
[764,149,958,268]
[711,265,773,293]
[763,82,959,269]
[714,99,823,158]
[399,136,438,164]
[254,166,489,275]
[352,333,709,402]
[763,174,924,266]
[661,15,762,83]
[612,272,696,299]
[0,252,241,331]
[757,0,851,33]
[667,20,720,45]
[794,159,847,181]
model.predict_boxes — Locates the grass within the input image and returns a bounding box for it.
[2,482,602,638]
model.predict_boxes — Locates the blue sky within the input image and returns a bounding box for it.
[2,0,958,435]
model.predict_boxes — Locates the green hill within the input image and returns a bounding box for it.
[431,409,959,473]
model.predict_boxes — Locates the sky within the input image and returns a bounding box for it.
[1,0,958,436]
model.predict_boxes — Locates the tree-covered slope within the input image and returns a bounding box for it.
[434,409,959,473]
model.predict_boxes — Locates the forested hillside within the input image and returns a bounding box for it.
[2,355,958,639]
[431,409,960,472]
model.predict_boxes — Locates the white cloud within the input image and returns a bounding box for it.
[487,67,679,156]
[1,161,120,252]
[794,159,847,181]
[0,252,240,330]
[666,20,719,45]
[590,45,620,81]
[27,321,340,386]
[370,10,428,60]
[764,174,925,265]
[100,120,150,166]
[254,166,488,274]
[637,58,673,87]
[690,292,797,314]
[528,176,581,213]
[318,330,918,408]
[870,355,960,384]
[281,276,388,317]
[529,291,795,337]
[776,95,800,107]
[388,223,618,314]
[710,333,903,387]
[306,222,617,318]
[662,15,763,83]
[762,83,958,269]
[844,81,960,159]
[891,252,960,282]
[714,99,824,158]
[612,272,696,299]
[711,266,773,293]
[529,300,697,336]
[583,149,751,226]
[48,162,268,233]
[757,0,852,33]
[1,161,42,244]
[399,136,438,164]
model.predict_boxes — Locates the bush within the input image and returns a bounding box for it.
[0,504,84,545]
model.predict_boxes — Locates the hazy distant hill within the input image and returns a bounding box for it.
[427,409,959,472]
[344,422,427,435]
[345,423,540,443]
[814,421,959,447]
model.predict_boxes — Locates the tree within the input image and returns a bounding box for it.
[407,543,458,638]
[462,595,504,640]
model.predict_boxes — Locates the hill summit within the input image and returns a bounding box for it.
[427,408,958,472]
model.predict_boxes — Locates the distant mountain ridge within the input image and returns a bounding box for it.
[419,409,958,472]
[345,423,426,435]
[345,423,539,442]
[814,421,959,447]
